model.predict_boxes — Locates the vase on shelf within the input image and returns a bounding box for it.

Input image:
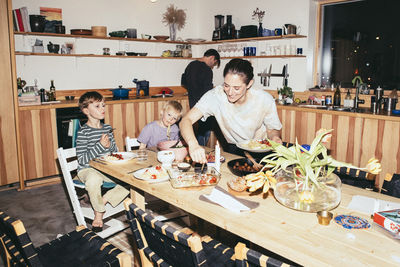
[273,170,342,212]
[258,22,263,37]
[169,23,177,41]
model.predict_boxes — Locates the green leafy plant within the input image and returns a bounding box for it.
[277,86,293,99]
[260,129,381,191]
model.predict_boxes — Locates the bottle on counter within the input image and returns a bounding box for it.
[343,88,353,108]
[333,85,341,106]
[49,80,56,101]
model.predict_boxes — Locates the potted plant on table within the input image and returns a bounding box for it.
[247,129,381,212]
[162,4,186,41]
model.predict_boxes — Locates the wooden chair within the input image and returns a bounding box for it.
[0,210,131,267]
[124,199,235,267]
[234,242,293,267]
[124,136,186,222]
[57,147,127,238]
[125,136,140,151]
[334,167,376,190]
[381,173,400,198]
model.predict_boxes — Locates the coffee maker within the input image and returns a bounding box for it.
[133,78,149,97]
[212,15,224,41]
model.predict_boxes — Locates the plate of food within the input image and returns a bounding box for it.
[100,152,137,163]
[236,139,272,153]
[133,165,170,183]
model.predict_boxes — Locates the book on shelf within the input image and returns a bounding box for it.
[12,9,18,31]
[20,7,31,32]
[15,8,24,32]
[373,208,400,238]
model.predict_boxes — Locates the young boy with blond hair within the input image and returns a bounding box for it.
[76,91,129,232]
[138,100,183,149]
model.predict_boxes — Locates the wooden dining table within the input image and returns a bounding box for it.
[90,150,400,266]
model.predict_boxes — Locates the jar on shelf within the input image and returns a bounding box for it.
[175,44,183,57]
[182,44,190,58]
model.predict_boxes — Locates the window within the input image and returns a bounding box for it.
[318,0,400,90]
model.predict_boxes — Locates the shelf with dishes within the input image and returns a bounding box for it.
[14,31,306,45]
[14,51,305,60]
[14,51,197,59]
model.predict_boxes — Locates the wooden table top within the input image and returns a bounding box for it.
[90,150,400,266]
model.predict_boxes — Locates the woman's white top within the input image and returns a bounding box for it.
[195,85,282,144]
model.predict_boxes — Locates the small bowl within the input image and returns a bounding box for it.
[317,211,333,226]
[47,44,60,53]
[177,162,191,172]
[157,140,188,162]
[116,51,125,56]
[141,34,151,40]
[154,35,169,41]
[392,109,400,115]
[138,52,148,56]
[65,96,75,101]
[109,31,127,38]
[126,52,138,56]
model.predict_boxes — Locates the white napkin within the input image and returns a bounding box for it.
[347,195,400,214]
[201,187,250,213]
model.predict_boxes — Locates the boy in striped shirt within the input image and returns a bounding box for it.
[76,91,128,232]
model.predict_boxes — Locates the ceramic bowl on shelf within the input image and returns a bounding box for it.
[138,52,147,56]
[70,29,92,35]
[47,43,60,53]
[109,31,126,38]
[126,52,138,56]
[153,35,169,41]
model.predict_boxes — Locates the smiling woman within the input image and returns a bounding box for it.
[180,58,283,163]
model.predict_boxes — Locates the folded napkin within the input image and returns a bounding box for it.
[199,186,259,213]
[347,195,400,214]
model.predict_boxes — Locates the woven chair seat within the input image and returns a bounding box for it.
[0,210,131,267]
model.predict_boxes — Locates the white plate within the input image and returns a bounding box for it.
[236,140,272,153]
[133,167,170,183]
[99,152,137,164]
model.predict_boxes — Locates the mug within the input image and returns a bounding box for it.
[297,48,303,55]
[126,28,137,38]
[55,24,65,34]
[262,29,272,37]
[274,28,282,36]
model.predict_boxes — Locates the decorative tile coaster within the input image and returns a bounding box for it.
[334,215,371,229]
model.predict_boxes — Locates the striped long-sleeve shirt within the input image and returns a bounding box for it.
[76,123,117,171]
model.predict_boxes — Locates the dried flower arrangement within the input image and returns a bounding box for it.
[162,4,186,30]
[252,8,265,23]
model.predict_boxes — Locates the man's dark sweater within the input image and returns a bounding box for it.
[181,60,213,108]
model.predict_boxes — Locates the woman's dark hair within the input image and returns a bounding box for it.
[78,91,104,111]
[223,58,254,85]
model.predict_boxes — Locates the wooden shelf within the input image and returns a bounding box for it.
[14,52,196,59]
[14,31,307,45]
[15,51,306,59]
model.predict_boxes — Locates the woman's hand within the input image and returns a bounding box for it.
[100,134,110,148]
[189,144,207,164]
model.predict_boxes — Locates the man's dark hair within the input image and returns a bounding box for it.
[203,49,220,67]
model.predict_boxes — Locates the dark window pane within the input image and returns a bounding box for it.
[320,0,400,90]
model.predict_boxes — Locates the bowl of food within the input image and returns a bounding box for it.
[157,140,188,162]
[227,158,264,176]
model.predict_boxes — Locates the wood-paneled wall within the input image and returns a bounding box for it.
[18,98,190,180]
[277,106,400,187]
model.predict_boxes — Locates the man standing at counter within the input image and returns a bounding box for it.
[180,58,282,163]
[181,49,220,146]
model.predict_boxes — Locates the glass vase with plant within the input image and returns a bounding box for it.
[249,129,381,211]
[162,4,186,41]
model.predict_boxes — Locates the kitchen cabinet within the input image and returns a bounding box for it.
[0,0,19,186]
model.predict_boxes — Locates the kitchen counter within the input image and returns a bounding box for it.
[18,93,189,110]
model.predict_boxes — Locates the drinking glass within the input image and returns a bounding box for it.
[137,149,148,161]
